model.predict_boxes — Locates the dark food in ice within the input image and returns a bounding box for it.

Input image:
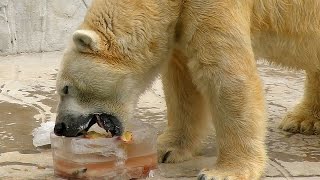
[83,113,123,137]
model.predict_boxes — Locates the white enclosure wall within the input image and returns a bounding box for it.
[0,0,92,55]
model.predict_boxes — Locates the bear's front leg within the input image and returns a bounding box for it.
[194,59,267,180]
[158,50,211,163]
[186,29,267,179]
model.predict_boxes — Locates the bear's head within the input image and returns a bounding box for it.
[54,0,181,137]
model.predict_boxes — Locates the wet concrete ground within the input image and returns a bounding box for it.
[0,52,319,180]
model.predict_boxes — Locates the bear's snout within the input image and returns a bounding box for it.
[54,113,123,137]
[54,114,95,137]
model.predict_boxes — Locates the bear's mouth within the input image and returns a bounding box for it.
[77,113,123,137]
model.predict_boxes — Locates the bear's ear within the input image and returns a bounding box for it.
[72,30,100,52]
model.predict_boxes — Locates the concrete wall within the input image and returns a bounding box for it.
[0,0,92,55]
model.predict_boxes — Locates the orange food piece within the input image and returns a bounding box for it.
[83,131,112,139]
[83,131,133,143]
[120,131,133,142]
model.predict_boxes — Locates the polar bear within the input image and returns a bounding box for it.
[54,0,320,179]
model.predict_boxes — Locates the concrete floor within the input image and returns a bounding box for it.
[0,52,319,180]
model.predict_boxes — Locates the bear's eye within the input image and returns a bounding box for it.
[62,86,69,95]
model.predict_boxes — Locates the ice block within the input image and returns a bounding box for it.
[51,120,158,180]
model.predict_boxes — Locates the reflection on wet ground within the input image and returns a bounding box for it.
[0,102,40,154]
[0,53,59,154]
[0,52,319,179]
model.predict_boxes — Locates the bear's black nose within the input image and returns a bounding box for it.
[54,122,66,136]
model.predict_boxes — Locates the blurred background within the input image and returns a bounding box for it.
[0,0,91,55]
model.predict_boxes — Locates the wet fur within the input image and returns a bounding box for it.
[56,0,320,179]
